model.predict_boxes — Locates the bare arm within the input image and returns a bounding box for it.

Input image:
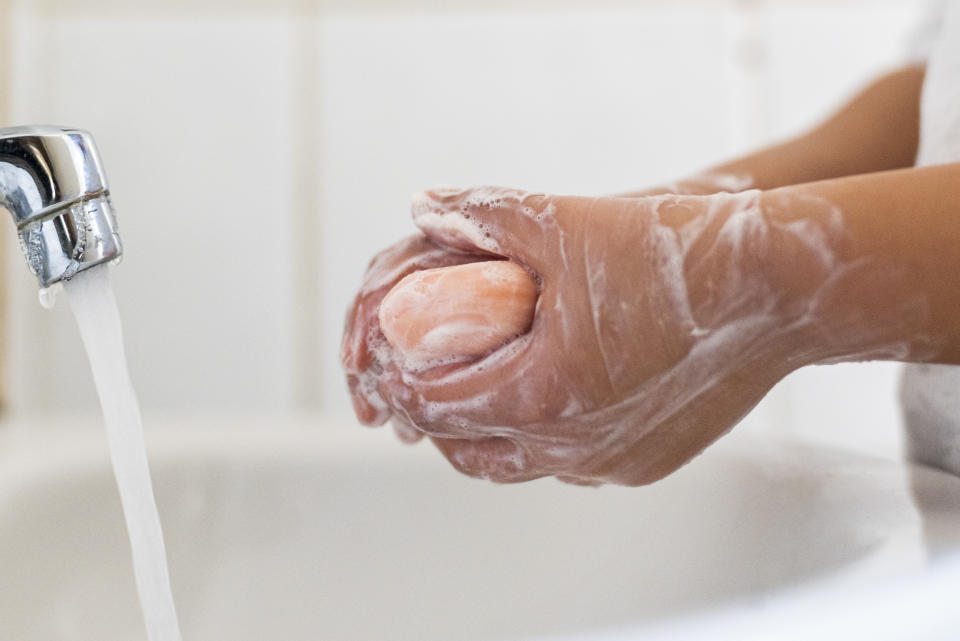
[623,64,926,196]
[766,161,960,365]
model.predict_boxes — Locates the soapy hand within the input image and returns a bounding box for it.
[343,186,848,485]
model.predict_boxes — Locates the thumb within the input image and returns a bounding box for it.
[411,186,552,265]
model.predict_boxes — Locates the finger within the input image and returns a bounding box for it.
[346,374,391,426]
[342,291,392,426]
[556,475,603,487]
[382,330,555,438]
[411,187,555,268]
[429,436,543,483]
[356,234,465,296]
[391,414,425,444]
[341,234,480,426]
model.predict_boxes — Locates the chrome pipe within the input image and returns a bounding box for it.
[0,125,121,287]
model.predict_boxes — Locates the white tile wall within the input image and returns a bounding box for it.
[0,1,931,460]
[5,5,298,414]
[762,5,923,141]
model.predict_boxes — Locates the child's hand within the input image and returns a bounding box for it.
[343,186,846,485]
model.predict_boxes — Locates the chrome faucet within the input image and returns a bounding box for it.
[0,125,121,287]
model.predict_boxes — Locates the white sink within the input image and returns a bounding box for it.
[1,415,959,641]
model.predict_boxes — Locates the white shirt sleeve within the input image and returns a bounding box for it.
[905,0,946,62]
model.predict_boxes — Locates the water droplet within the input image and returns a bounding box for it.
[38,282,62,309]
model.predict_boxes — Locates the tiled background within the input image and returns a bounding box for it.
[0,0,929,458]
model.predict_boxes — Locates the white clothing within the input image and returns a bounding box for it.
[902,1,960,477]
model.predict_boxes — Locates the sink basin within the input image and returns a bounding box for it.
[1,415,959,641]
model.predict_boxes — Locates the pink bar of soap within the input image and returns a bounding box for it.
[379,261,538,364]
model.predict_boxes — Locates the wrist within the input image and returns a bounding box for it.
[760,183,939,365]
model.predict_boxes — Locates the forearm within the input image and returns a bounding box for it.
[763,162,960,365]
[625,64,925,196]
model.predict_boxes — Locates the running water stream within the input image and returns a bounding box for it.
[63,265,182,641]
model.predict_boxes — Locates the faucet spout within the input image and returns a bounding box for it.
[0,125,121,287]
